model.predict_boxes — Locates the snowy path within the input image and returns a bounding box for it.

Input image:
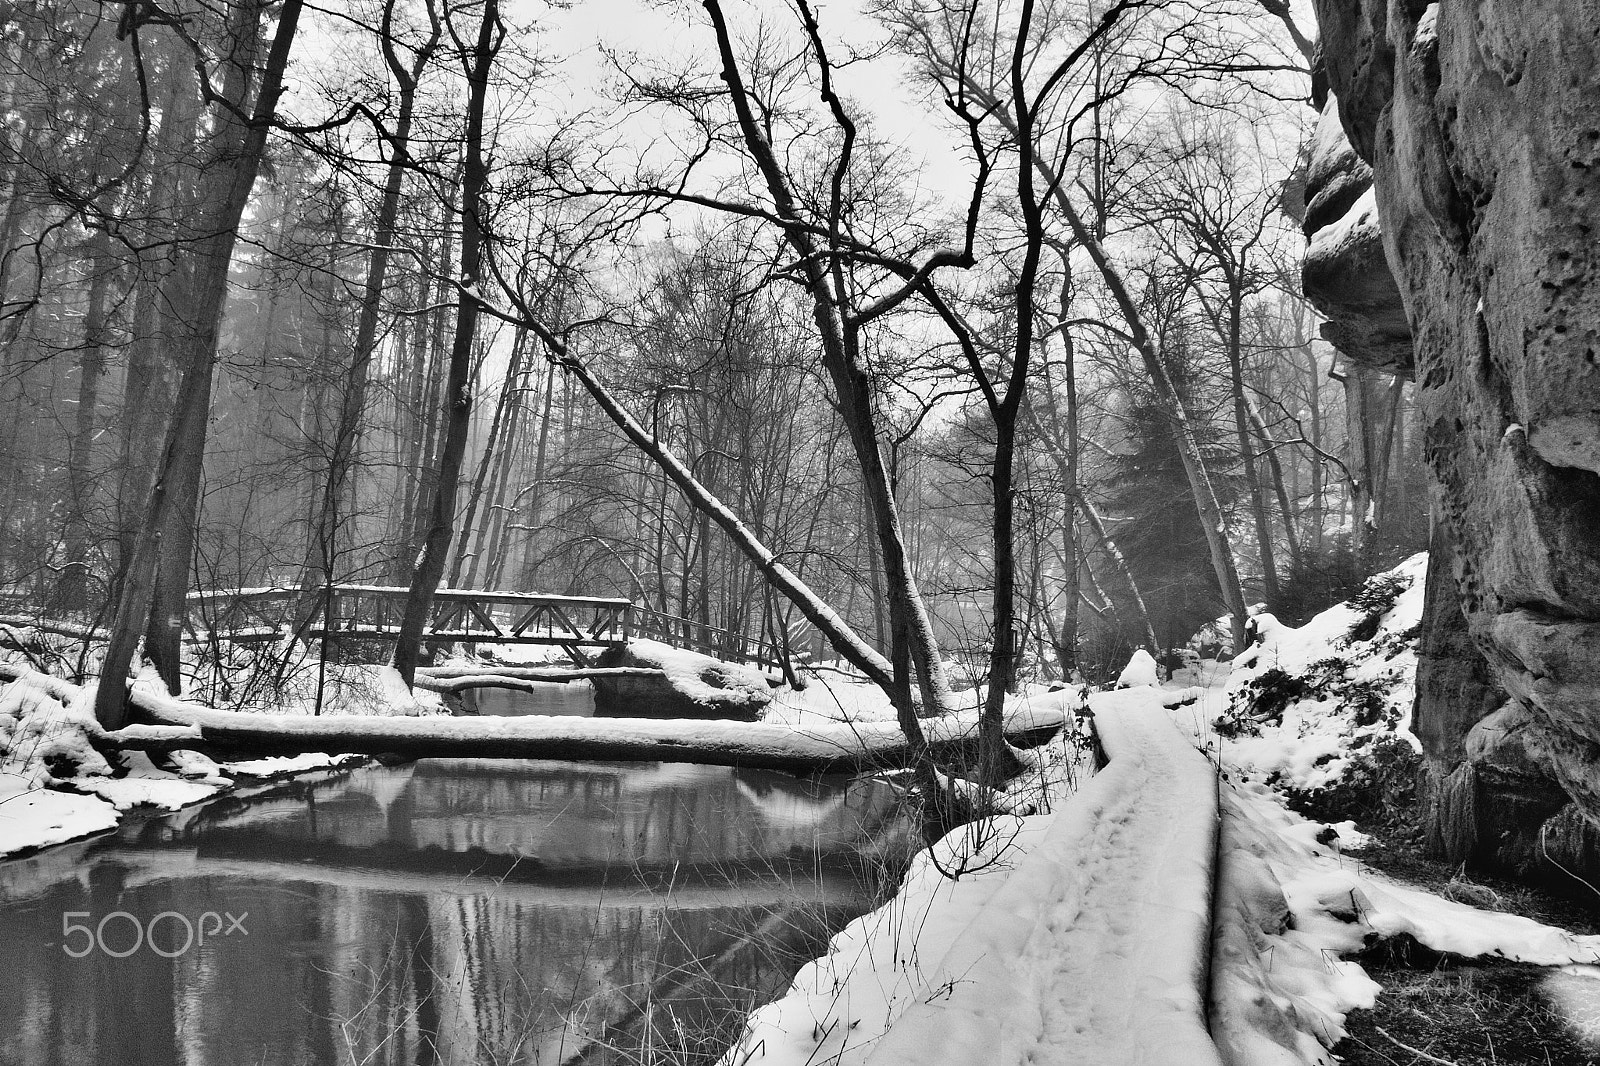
[726,688,1224,1066]
[866,690,1222,1066]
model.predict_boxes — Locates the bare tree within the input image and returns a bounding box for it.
[390,0,502,688]
[97,0,307,728]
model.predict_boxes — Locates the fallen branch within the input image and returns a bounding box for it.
[412,665,666,693]
[0,615,106,641]
[1374,1026,1461,1066]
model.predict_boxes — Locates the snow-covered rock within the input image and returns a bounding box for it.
[594,639,773,719]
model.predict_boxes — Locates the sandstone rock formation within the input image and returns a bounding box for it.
[1310,0,1600,884]
[1302,99,1414,377]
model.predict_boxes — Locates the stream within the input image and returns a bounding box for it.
[0,690,910,1066]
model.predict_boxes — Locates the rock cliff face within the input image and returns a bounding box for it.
[1302,99,1414,377]
[1309,0,1600,883]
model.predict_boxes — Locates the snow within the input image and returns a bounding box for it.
[1218,553,1427,792]
[1115,647,1159,688]
[622,638,773,712]
[0,673,214,853]
[72,750,220,810]
[765,669,905,728]
[214,752,362,777]
[0,773,119,857]
[723,691,1220,1066]
[0,669,382,859]
[1306,188,1380,268]
[446,641,568,667]
[1209,777,1600,1066]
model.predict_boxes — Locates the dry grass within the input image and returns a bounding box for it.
[1333,824,1600,1065]
[1336,952,1598,1066]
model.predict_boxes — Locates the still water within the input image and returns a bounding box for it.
[0,732,907,1065]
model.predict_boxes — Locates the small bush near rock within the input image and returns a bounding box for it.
[1346,572,1414,644]
[1283,735,1424,838]
[1216,667,1311,737]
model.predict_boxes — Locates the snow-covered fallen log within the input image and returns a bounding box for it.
[0,662,1062,772]
[722,690,1223,1066]
[126,695,1065,773]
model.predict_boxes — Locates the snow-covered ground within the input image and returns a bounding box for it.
[722,689,1219,1066]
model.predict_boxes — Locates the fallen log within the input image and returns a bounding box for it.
[0,663,1069,774]
[417,664,665,681]
[125,699,1065,773]
[0,615,106,641]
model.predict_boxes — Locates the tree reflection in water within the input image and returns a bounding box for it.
[0,758,911,1066]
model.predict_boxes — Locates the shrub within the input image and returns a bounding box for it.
[1345,679,1400,729]
[1346,571,1414,643]
[1218,667,1311,737]
[1284,735,1423,837]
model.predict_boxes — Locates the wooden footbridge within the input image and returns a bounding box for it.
[1,585,787,670]
[185,585,786,669]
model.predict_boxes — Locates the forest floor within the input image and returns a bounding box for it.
[1333,828,1600,1065]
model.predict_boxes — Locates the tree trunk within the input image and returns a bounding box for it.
[1226,281,1280,605]
[492,360,554,588]
[390,0,499,687]
[95,0,305,727]
[1247,399,1302,573]
[115,40,196,583]
[1301,334,1326,555]
[1342,363,1404,567]
[450,325,526,586]
[51,234,115,613]
[1080,497,1162,655]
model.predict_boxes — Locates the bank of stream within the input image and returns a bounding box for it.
[0,687,914,1066]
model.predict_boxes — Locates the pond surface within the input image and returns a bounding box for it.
[0,741,907,1065]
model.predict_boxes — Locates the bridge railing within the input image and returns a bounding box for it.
[2,585,790,671]
[180,586,784,670]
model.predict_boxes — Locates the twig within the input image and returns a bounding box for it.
[1375,1026,1462,1066]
